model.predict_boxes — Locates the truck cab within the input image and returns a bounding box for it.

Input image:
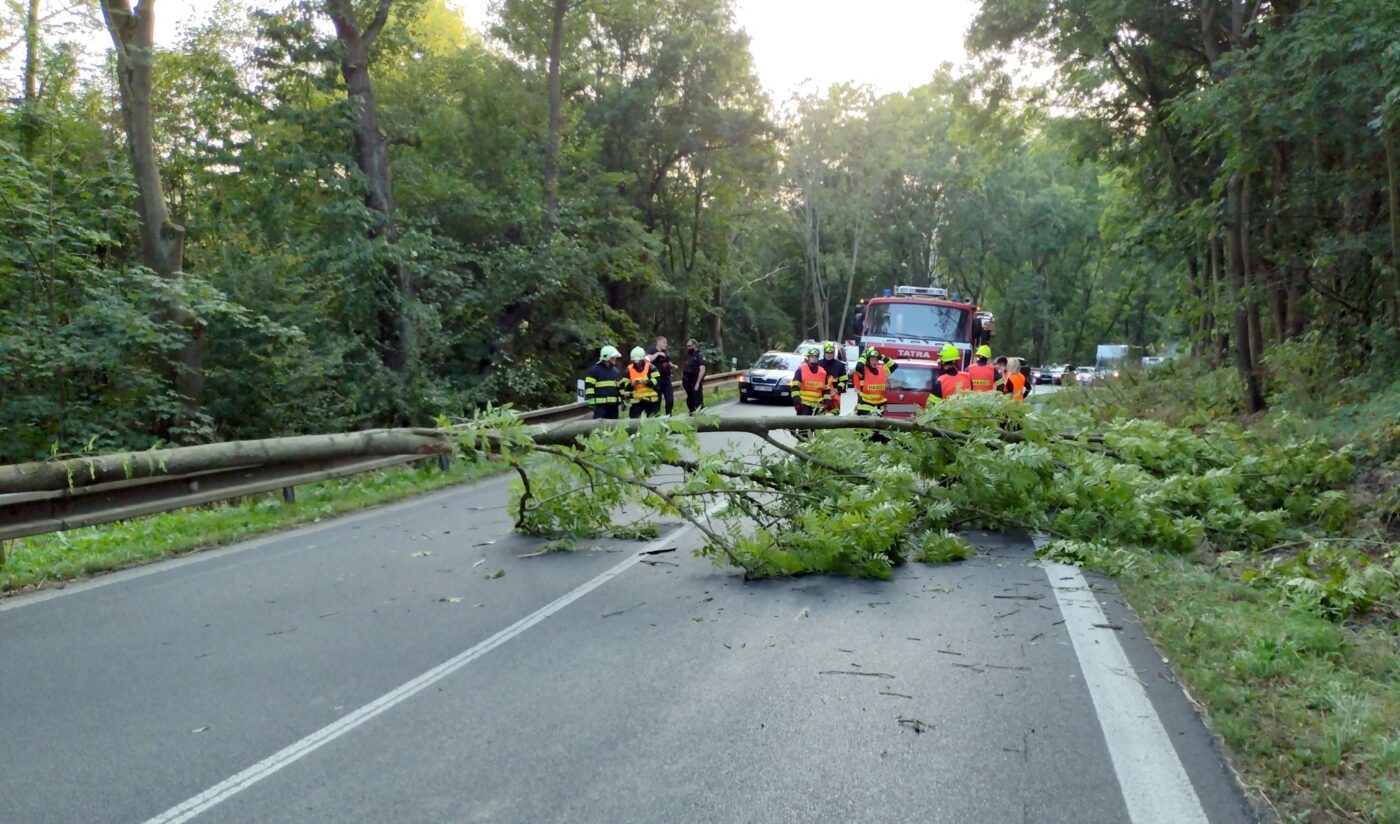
[854,285,992,368]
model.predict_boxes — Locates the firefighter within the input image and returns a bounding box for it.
[968,345,997,392]
[818,341,848,414]
[584,345,625,419]
[790,347,831,418]
[850,346,893,418]
[627,346,660,418]
[934,344,972,400]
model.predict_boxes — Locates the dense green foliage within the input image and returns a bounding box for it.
[2,0,1395,458]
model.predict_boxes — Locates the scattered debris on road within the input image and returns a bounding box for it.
[879,691,913,699]
[602,602,645,619]
[819,670,895,679]
[897,717,931,734]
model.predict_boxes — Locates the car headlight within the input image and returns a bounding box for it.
[738,374,748,384]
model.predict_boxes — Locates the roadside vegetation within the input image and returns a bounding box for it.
[1047,353,1400,822]
[0,457,492,594]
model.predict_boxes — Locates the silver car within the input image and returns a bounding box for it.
[739,352,805,404]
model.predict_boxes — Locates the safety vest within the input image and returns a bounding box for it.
[792,363,829,408]
[1007,372,1027,401]
[967,363,996,392]
[854,362,889,413]
[628,363,658,401]
[937,371,971,398]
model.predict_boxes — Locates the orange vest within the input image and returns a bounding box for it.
[967,363,996,392]
[793,363,829,408]
[938,371,971,398]
[853,362,889,410]
[1007,372,1026,400]
[628,363,657,401]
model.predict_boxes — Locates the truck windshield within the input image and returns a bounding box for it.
[865,303,969,343]
[889,365,937,392]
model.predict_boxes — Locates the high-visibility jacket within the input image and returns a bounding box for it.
[628,362,659,402]
[584,362,624,408]
[818,358,848,394]
[852,361,890,414]
[789,363,830,409]
[936,370,972,399]
[1005,372,1027,401]
[967,362,997,392]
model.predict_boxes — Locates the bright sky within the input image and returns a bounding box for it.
[131,0,979,100]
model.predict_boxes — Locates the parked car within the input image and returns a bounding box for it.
[884,360,940,420]
[1036,364,1068,385]
[739,351,804,404]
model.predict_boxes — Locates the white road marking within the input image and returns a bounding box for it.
[142,516,708,824]
[1045,561,1210,824]
[0,476,511,613]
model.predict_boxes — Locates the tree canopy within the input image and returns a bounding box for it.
[0,0,1395,461]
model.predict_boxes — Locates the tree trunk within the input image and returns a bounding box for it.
[1241,177,1265,365]
[836,213,866,341]
[100,0,205,419]
[1227,175,1266,412]
[1386,126,1400,333]
[20,0,41,154]
[325,0,411,375]
[543,0,567,232]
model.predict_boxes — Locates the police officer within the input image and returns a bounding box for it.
[584,345,625,419]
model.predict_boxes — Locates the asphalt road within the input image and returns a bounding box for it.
[0,399,1256,824]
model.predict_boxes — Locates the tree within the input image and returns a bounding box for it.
[324,0,413,375]
[99,0,205,426]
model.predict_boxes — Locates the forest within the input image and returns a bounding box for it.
[1,0,1396,461]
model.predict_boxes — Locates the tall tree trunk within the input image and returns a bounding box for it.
[836,213,866,341]
[1227,175,1266,412]
[325,0,411,375]
[1386,126,1400,334]
[709,280,723,352]
[20,0,41,154]
[1241,176,1265,364]
[543,0,567,232]
[100,0,205,422]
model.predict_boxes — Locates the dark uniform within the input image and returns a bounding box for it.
[646,345,674,416]
[584,361,625,419]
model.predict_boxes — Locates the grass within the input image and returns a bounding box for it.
[0,456,500,594]
[0,393,743,595]
[1048,361,1400,821]
[1121,552,1400,823]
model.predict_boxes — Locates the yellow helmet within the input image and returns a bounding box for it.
[940,344,960,363]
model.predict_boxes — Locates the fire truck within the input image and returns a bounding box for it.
[852,285,993,368]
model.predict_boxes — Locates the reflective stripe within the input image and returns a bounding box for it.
[967,364,996,391]
[791,364,829,408]
[628,364,658,400]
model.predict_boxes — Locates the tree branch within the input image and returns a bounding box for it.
[362,0,393,44]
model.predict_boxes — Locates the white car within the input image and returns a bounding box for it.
[1074,366,1098,385]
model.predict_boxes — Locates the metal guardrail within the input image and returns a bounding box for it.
[0,371,740,542]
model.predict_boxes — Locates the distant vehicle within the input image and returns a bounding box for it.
[1036,364,1069,385]
[1075,366,1098,385]
[738,351,803,404]
[883,360,940,420]
[1143,356,1167,369]
[1095,344,1145,379]
[854,284,993,369]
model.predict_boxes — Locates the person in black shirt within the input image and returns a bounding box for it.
[681,338,706,413]
[646,336,674,416]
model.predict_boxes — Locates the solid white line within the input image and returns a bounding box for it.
[142,517,704,824]
[1045,562,1209,824]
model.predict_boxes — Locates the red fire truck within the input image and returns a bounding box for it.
[853,285,993,368]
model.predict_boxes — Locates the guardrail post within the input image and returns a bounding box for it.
[437,452,451,472]
[282,486,296,504]
[0,540,6,565]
